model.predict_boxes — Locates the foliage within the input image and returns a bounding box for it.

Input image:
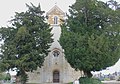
[0,72,11,81]
[0,3,53,83]
[16,69,28,84]
[60,0,120,77]
[68,82,72,84]
[4,73,11,81]
[0,73,5,80]
[79,77,103,84]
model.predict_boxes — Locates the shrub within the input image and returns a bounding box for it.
[4,73,11,81]
[0,73,5,80]
[68,82,73,84]
[117,76,120,81]
[79,77,103,84]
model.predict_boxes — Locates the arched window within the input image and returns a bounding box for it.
[53,70,60,83]
[54,16,58,24]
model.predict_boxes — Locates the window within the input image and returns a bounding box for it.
[53,70,60,83]
[54,16,58,24]
[53,50,60,57]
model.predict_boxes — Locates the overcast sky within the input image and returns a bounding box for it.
[0,0,120,75]
[0,0,119,27]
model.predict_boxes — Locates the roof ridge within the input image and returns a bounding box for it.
[46,5,65,15]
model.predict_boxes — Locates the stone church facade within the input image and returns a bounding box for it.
[27,5,83,84]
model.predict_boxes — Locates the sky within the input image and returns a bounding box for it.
[0,0,120,75]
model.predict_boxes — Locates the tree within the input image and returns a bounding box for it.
[0,3,53,83]
[60,0,120,77]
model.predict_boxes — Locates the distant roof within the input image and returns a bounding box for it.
[46,5,65,15]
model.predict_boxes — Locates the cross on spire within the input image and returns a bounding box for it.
[55,2,57,5]
[54,0,57,5]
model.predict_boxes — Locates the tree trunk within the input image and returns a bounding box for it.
[84,70,92,78]
[17,69,28,84]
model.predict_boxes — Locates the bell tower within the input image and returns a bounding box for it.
[46,5,65,49]
[46,5,65,25]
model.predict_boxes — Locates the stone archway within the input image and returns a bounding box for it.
[53,70,60,83]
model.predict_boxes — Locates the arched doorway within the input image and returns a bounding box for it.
[53,70,60,83]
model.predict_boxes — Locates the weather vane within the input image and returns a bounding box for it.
[55,0,57,5]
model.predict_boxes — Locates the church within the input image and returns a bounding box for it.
[27,5,83,84]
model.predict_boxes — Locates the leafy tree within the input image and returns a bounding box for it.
[0,3,53,83]
[60,0,120,77]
